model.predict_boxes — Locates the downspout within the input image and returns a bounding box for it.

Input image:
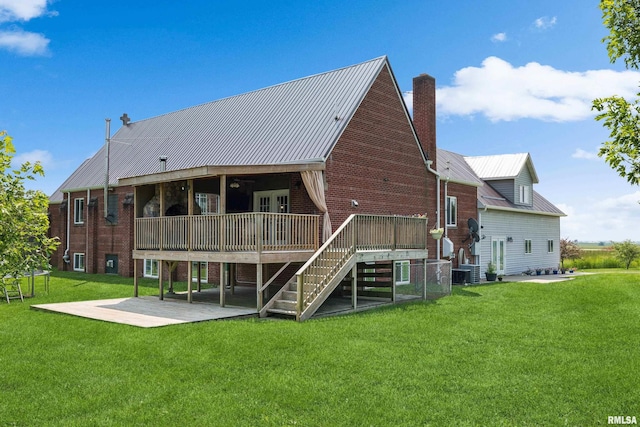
[426,160,440,260]
[63,191,71,265]
[443,177,449,238]
[86,189,90,273]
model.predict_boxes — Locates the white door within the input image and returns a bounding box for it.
[253,190,290,246]
[491,237,506,275]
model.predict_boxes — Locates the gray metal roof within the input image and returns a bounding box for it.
[437,149,484,186]
[51,56,389,202]
[438,148,563,216]
[464,153,539,183]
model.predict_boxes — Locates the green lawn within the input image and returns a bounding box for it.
[1,271,639,426]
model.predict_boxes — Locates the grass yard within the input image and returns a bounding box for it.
[1,271,639,426]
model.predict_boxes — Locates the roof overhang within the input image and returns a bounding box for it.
[117,161,326,187]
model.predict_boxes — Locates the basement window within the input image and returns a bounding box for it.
[73,253,85,272]
[144,259,159,278]
[395,260,410,285]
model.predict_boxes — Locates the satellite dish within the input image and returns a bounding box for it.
[468,218,479,233]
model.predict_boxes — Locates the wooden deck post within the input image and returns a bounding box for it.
[187,259,193,303]
[219,262,225,307]
[256,263,263,311]
[158,259,164,301]
[134,260,138,297]
[351,263,357,310]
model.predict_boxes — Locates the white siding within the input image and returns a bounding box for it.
[477,209,560,275]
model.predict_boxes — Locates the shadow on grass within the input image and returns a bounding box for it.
[452,286,482,297]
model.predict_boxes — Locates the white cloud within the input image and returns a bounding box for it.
[0,28,49,55]
[432,56,640,122]
[559,191,640,241]
[0,0,52,22]
[491,32,507,43]
[572,148,599,160]
[534,16,557,30]
[12,149,54,169]
[0,0,55,55]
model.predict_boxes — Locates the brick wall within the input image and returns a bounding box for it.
[441,182,478,267]
[49,186,134,276]
[325,65,430,228]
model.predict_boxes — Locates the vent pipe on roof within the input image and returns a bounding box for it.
[160,156,167,172]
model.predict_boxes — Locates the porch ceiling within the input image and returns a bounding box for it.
[118,162,325,187]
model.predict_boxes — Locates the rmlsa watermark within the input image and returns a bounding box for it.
[608,416,637,425]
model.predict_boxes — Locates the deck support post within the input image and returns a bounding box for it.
[391,260,396,302]
[256,263,263,311]
[158,259,164,300]
[187,259,193,303]
[134,260,138,297]
[351,263,357,310]
[422,259,428,300]
[219,262,226,307]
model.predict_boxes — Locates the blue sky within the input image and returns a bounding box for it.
[1,0,639,242]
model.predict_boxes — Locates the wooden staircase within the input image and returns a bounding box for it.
[262,214,428,321]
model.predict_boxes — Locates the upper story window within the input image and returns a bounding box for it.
[446,196,457,227]
[519,185,531,204]
[106,194,118,224]
[525,239,532,254]
[548,239,554,253]
[74,198,84,224]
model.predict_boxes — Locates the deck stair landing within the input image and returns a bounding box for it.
[263,214,428,321]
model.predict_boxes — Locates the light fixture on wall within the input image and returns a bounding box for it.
[507,237,513,242]
[229,181,240,189]
[351,199,359,207]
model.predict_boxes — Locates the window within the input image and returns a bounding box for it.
[525,239,532,254]
[106,194,118,224]
[446,196,457,226]
[395,260,410,285]
[195,193,219,215]
[519,185,531,204]
[74,198,84,224]
[73,253,85,271]
[192,261,208,283]
[144,259,159,278]
[548,239,554,253]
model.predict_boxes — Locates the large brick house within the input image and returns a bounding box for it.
[48,56,563,318]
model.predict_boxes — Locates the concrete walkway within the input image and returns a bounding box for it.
[31,296,258,328]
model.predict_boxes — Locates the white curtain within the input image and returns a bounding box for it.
[301,170,332,242]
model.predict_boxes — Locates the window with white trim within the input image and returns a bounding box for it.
[192,261,208,283]
[73,253,85,271]
[195,193,219,215]
[395,260,410,285]
[144,259,159,278]
[525,239,532,254]
[74,198,85,224]
[446,196,457,227]
[548,239,554,253]
[519,185,531,204]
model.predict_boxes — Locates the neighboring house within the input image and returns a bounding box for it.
[48,56,439,320]
[432,149,565,279]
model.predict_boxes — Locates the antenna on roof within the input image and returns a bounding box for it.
[120,113,130,126]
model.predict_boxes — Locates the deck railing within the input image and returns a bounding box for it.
[136,213,319,253]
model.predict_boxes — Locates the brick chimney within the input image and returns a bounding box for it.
[413,73,437,169]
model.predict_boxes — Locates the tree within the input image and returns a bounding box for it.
[0,131,59,284]
[560,238,583,269]
[592,0,640,185]
[612,239,640,269]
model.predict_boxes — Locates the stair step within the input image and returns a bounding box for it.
[281,290,297,300]
[274,299,296,311]
[266,308,297,316]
